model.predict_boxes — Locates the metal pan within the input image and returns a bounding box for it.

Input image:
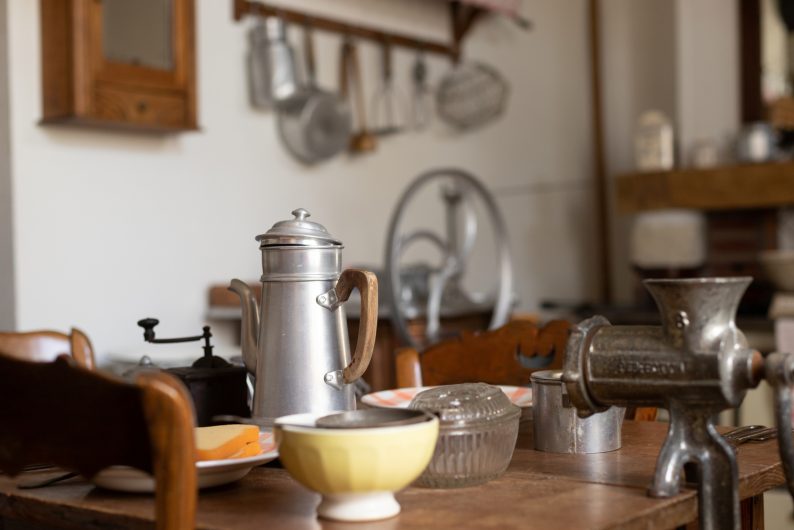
[277,26,352,164]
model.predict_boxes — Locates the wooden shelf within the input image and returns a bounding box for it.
[616,161,794,213]
[232,0,514,62]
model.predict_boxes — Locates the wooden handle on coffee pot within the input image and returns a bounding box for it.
[335,269,378,383]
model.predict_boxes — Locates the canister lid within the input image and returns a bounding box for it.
[256,208,342,247]
[408,382,520,428]
[530,370,564,384]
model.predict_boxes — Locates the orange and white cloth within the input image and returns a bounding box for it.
[362,385,532,409]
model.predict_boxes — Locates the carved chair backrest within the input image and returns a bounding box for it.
[395,319,570,387]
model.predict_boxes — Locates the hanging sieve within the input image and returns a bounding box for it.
[436,62,509,131]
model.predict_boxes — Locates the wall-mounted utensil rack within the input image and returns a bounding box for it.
[233,0,526,61]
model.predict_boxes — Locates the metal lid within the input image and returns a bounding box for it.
[314,409,434,429]
[530,370,564,385]
[408,383,520,428]
[256,208,342,247]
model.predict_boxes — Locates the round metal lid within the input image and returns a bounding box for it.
[256,208,342,247]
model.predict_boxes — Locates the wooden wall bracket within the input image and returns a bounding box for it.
[449,2,487,51]
[232,0,527,62]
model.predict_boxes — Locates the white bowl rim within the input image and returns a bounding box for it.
[275,411,439,435]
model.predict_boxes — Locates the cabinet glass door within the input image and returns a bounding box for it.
[102,0,173,71]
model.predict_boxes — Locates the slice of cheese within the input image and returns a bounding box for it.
[195,424,259,461]
[227,440,263,459]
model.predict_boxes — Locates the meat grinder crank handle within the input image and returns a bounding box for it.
[764,352,794,501]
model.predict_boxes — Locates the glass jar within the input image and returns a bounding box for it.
[409,383,521,488]
[634,110,674,171]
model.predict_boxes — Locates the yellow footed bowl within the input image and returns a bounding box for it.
[274,412,439,522]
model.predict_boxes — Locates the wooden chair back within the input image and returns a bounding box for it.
[0,353,196,530]
[394,320,657,421]
[395,319,570,387]
[0,328,95,369]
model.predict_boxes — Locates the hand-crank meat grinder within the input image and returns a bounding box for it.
[563,277,794,530]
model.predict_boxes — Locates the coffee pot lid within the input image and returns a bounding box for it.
[256,208,342,247]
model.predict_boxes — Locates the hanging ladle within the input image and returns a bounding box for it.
[371,40,405,136]
[410,50,432,131]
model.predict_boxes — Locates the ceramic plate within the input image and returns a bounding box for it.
[92,432,277,492]
[361,385,532,409]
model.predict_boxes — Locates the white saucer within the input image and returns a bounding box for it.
[93,434,277,492]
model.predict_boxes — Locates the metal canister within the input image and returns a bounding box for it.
[531,370,624,454]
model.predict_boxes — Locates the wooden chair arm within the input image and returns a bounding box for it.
[395,347,422,387]
[70,327,95,370]
[138,371,197,530]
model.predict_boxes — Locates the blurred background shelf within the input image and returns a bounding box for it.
[616,161,794,213]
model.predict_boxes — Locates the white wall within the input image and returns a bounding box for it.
[601,0,678,303]
[601,0,740,303]
[0,0,14,330]
[674,0,740,162]
[4,0,597,362]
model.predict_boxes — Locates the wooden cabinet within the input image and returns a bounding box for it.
[40,0,197,132]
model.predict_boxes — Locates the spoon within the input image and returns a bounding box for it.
[17,471,78,489]
[728,427,779,445]
[722,425,768,441]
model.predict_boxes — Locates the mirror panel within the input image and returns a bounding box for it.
[102,0,173,70]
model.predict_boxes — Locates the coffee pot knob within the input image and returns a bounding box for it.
[292,208,310,220]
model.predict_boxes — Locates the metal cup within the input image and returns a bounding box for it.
[531,370,624,454]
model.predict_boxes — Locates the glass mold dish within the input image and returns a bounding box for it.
[408,382,521,488]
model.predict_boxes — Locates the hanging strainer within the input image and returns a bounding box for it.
[436,62,509,130]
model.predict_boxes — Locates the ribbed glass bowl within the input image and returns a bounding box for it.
[408,383,521,488]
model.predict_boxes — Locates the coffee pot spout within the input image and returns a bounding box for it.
[228,279,260,374]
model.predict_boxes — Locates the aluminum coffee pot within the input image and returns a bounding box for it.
[228,208,377,425]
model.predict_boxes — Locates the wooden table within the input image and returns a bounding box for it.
[0,421,786,530]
